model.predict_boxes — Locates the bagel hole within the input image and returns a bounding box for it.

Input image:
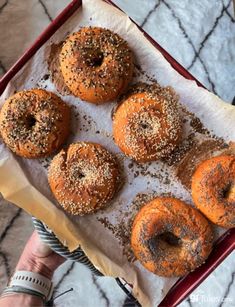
[86,51,104,67]
[158,232,181,247]
[73,169,85,180]
[26,115,36,129]
[70,163,87,181]
[74,169,85,179]
[78,172,85,179]
[222,182,235,201]
[140,122,149,129]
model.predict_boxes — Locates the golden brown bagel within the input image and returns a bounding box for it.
[48,142,121,215]
[131,197,213,277]
[113,83,182,162]
[0,89,70,158]
[59,27,134,104]
[192,155,235,228]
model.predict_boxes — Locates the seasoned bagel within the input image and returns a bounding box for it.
[0,89,70,158]
[113,83,182,162]
[131,197,213,277]
[48,142,121,215]
[59,27,133,104]
[192,155,235,228]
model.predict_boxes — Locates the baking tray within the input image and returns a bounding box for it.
[0,0,234,306]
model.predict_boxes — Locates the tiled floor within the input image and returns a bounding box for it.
[0,1,234,306]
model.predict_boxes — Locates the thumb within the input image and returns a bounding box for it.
[30,231,53,258]
[34,241,52,258]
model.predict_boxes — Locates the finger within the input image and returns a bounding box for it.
[30,231,53,258]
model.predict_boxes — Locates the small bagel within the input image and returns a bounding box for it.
[192,155,235,228]
[59,27,134,104]
[131,197,213,277]
[0,89,70,158]
[113,83,182,162]
[48,142,121,215]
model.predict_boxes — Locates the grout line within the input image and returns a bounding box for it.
[187,296,193,307]
[224,7,235,21]
[197,57,218,95]
[0,0,8,14]
[188,0,232,70]
[0,250,11,278]
[0,208,21,244]
[161,0,218,94]
[218,271,235,307]
[53,262,75,294]
[140,0,161,28]
[38,0,53,22]
[91,274,110,307]
[0,60,7,73]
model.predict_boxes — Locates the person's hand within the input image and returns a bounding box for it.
[15,230,65,279]
[0,231,65,307]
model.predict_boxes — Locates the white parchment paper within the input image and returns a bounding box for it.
[0,0,235,305]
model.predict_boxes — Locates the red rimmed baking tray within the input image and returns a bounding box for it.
[0,0,234,306]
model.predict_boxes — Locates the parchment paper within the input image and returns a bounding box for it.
[0,0,235,305]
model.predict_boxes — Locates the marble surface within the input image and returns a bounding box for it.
[0,0,234,306]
